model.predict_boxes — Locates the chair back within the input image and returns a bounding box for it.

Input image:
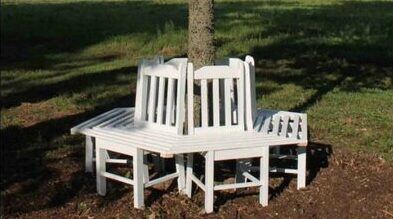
[244,56,257,131]
[134,57,187,135]
[187,59,245,135]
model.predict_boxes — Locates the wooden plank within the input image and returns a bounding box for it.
[85,136,94,173]
[147,76,158,123]
[143,65,179,78]
[214,181,261,191]
[190,172,206,191]
[300,114,308,141]
[165,78,175,126]
[243,172,259,183]
[280,115,290,137]
[230,79,237,124]
[254,114,265,132]
[175,155,185,192]
[260,116,272,134]
[205,151,215,213]
[96,110,130,127]
[215,147,265,161]
[213,79,220,127]
[260,146,269,206]
[224,79,232,126]
[133,148,145,208]
[101,171,134,185]
[236,74,245,129]
[193,126,243,135]
[71,109,128,133]
[269,167,298,174]
[201,79,209,127]
[291,116,300,139]
[186,153,194,197]
[135,60,148,121]
[187,63,194,134]
[144,172,179,188]
[194,66,240,79]
[175,65,187,134]
[96,143,107,195]
[245,56,257,131]
[271,115,281,135]
[156,77,166,124]
[297,147,307,189]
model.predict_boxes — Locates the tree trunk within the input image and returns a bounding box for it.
[188,0,215,69]
[188,0,215,128]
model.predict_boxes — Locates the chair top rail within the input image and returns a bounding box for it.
[194,66,241,79]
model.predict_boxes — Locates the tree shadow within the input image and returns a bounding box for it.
[2,64,137,108]
[1,1,187,71]
[269,142,332,199]
[217,0,392,110]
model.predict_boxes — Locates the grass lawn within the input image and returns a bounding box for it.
[1,0,393,217]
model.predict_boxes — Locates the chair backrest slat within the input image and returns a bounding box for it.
[224,78,232,126]
[156,77,166,124]
[212,79,220,127]
[165,78,175,125]
[135,57,162,122]
[187,59,245,135]
[244,56,257,131]
[201,79,209,127]
[135,57,187,134]
[147,75,158,123]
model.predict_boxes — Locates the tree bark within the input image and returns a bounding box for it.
[188,0,215,128]
[188,0,215,69]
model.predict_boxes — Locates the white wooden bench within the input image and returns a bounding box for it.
[73,57,188,209]
[240,56,308,190]
[70,56,164,173]
[70,56,308,213]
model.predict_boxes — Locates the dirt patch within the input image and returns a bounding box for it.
[2,147,393,219]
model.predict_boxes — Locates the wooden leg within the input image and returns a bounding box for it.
[297,147,307,189]
[152,154,162,174]
[236,159,252,183]
[205,151,215,213]
[186,153,194,198]
[95,140,106,195]
[133,148,145,209]
[260,146,269,206]
[175,155,186,193]
[143,155,149,184]
[85,136,94,173]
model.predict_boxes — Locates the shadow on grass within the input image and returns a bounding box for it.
[1,1,187,70]
[2,64,137,108]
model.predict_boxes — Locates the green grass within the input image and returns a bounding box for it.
[1,0,392,190]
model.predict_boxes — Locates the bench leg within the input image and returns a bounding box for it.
[186,153,194,198]
[143,155,149,183]
[260,146,269,206]
[85,136,94,173]
[152,154,162,174]
[205,151,215,213]
[133,148,145,209]
[236,159,252,183]
[297,147,307,190]
[96,141,106,195]
[175,155,186,193]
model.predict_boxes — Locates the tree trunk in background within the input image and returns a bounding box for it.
[188,0,215,128]
[188,0,215,70]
